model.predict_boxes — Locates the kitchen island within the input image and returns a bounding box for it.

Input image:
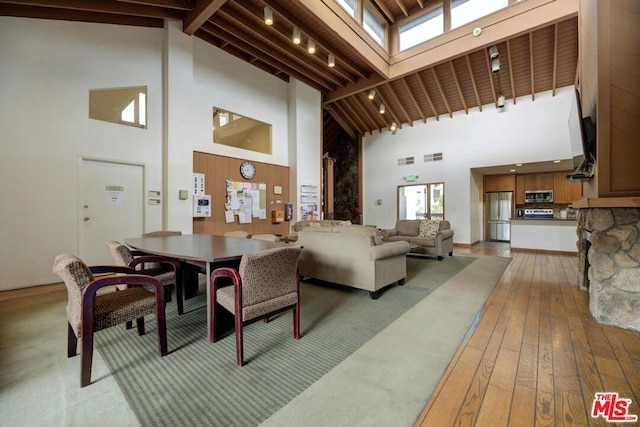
[510,218,578,253]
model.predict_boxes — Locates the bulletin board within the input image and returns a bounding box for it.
[192,152,290,237]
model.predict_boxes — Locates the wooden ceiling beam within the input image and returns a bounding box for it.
[449,61,468,114]
[0,0,181,18]
[552,23,558,95]
[184,0,227,35]
[506,40,516,104]
[392,0,408,17]
[370,0,395,24]
[431,68,452,118]
[387,82,413,126]
[465,55,482,112]
[0,3,164,26]
[401,77,427,123]
[228,2,356,86]
[416,71,439,121]
[342,98,373,136]
[484,53,498,107]
[116,0,190,10]
[331,102,361,137]
[327,109,356,139]
[334,101,365,136]
[376,88,403,129]
[199,22,331,92]
[529,32,535,101]
[212,10,341,89]
[354,94,384,134]
[261,0,368,81]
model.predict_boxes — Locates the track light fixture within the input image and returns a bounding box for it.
[307,39,316,54]
[497,94,505,108]
[327,53,335,68]
[264,7,273,25]
[488,45,499,60]
[292,27,301,45]
[367,89,376,100]
[390,121,397,131]
[491,58,500,73]
[379,103,385,114]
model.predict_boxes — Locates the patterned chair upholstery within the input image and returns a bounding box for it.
[105,241,183,314]
[208,246,303,366]
[224,231,250,238]
[250,233,281,242]
[52,254,167,387]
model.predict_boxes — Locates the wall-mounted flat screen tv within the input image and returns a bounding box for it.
[568,87,595,170]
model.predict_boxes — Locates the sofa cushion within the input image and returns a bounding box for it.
[419,220,440,237]
[395,220,420,236]
[409,236,436,247]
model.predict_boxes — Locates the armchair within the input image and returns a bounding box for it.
[52,254,167,387]
[208,246,303,366]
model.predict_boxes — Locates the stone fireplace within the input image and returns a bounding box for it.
[576,208,640,332]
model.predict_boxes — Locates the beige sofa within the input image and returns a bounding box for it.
[382,220,454,260]
[288,219,352,241]
[296,225,411,299]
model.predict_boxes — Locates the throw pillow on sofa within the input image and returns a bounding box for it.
[419,220,440,237]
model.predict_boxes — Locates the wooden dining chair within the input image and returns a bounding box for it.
[105,241,183,314]
[250,233,281,242]
[208,246,303,366]
[224,231,250,238]
[52,254,167,387]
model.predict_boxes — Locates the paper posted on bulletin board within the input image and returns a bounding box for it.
[225,180,267,223]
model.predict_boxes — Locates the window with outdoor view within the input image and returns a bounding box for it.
[335,0,386,48]
[398,183,444,220]
[451,0,509,29]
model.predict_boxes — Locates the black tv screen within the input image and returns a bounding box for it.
[568,88,595,169]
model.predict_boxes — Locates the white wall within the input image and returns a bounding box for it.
[363,87,575,244]
[0,17,321,291]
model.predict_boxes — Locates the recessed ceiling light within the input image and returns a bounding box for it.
[510,169,516,172]
[516,163,522,167]
[553,160,561,163]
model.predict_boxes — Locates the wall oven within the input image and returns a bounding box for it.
[524,190,553,203]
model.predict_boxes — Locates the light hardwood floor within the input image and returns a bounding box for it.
[416,244,640,427]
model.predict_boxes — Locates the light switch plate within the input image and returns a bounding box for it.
[178,190,189,200]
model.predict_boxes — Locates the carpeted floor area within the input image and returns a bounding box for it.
[96,255,493,427]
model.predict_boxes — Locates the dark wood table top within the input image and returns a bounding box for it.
[125,234,290,264]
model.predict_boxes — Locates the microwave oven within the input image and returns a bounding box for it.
[525,190,553,203]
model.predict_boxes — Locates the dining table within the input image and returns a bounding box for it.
[125,233,292,338]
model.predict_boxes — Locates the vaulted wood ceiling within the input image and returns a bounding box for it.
[0,0,578,138]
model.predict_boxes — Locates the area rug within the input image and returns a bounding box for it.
[97,256,480,427]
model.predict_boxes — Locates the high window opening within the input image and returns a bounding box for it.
[451,0,509,29]
[398,5,443,51]
[335,0,387,48]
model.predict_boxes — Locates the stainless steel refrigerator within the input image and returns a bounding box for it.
[486,192,513,241]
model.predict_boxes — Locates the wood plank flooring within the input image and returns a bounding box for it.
[416,246,640,427]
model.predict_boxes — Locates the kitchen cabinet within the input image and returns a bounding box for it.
[554,171,582,204]
[484,174,515,193]
[516,175,525,205]
[524,173,554,191]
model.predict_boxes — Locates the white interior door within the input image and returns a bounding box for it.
[80,159,144,265]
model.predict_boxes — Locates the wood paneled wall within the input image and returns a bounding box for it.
[193,152,290,237]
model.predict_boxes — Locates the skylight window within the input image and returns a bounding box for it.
[399,5,443,51]
[451,0,509,29]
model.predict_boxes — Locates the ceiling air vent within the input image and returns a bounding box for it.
[424,152,443,162]
[397,156,415,166]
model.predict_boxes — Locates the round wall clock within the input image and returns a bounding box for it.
[240,161,256,179]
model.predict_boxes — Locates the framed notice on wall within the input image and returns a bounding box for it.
[299,184,319,220]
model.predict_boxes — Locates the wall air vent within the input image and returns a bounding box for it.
[424,152,443,162]
[397,156,415,166]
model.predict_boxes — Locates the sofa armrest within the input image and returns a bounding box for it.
[437,229,454,241]
[381,228,399,239]
[370,241,410,261]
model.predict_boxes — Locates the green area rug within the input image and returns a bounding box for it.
[97,256,477,427]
